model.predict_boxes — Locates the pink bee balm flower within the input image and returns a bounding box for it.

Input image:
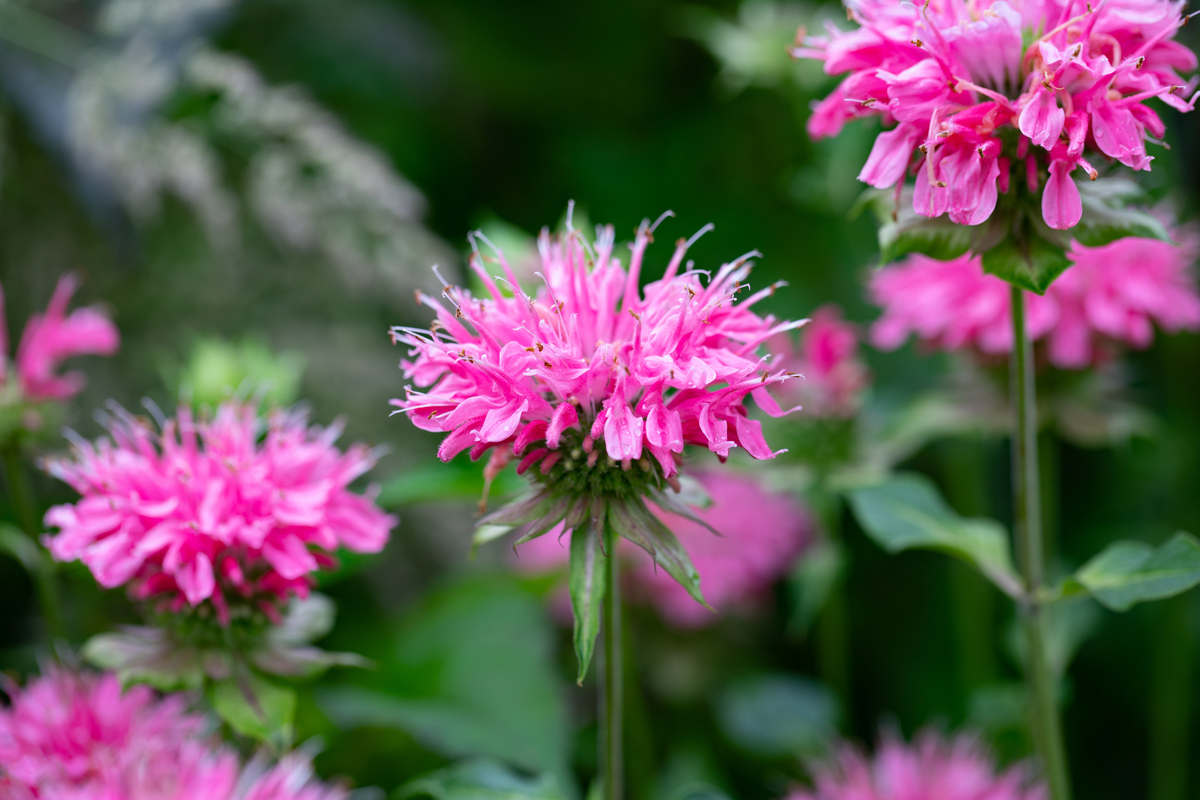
[796,0,1197,230]
[42,402,395,623]
[0,274,119,402]
[0,668,239,799]
[869,232,1200,368]
[235,754,348,800]
[392,209,801,477]
[515,469,813,627]
[786,730,1046,800]
[773,304,869,417]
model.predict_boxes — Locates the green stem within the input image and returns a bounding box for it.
[1148,594,1193,800]
[1010,286,1071,800]
[812,486,851,713]
[3,443,64,641]
[602,521,623,800]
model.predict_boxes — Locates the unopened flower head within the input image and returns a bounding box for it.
[1,274,118,403]
[787,730,1046,800]
[515,469,813,627]
[393,208,802,509]
[870,232,1200,367]
[797,0,1197,229]
[42,402,395,625]
[773,304,869,417]
[0,668,349,800]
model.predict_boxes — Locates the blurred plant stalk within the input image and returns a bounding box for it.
[602,522,623,800]
[1010,287,1071,800]
[2,443,63,640]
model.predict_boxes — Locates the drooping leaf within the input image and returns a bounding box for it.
[395,759,566,800]
[714,674,838,758]
[209,671,296,747]
[569,504,607,684]
[847,473,1023,598]
[318,574,570,787]
[980,222,1071,295]
[0,522,50,576]
[612,499,707,608]
[876,192,974,264]
[83,626,215,691]
[1057,532,1200,611]
[1073,178,1170,247]
[786,538,845,638]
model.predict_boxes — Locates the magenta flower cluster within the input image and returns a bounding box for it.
[515,469,813,626]
[870,232,1200,367]
[774,304,869,417]
[0,668,345,800]
[798,0,1197,229]
[393,213,802,480]
[788,731,1046,800]
[42,402,395,623]
[1,275,118,403]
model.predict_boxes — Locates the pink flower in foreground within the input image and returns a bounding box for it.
[1,274,118,402]
[0,668,237,799]
[870,233,1200,368]
[515,470,812,627]
[0,669,348,800]
[773,305,869,417]
[796,0,1197,229]
[42,402,395,623]
[787,730,1046,800]
[392,209,802,480]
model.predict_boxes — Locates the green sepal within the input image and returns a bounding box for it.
[847,473,1023,598]
[610,498,708,610]
[208,669,296,748]
[568,501,607,684]
[1052,532,1200,611]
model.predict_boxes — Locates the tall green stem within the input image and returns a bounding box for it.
[602,522,623,800]
[1009,287,1071,800]
[812,487,851,710]
[3,444,63,640]
[1149,594,1193,800]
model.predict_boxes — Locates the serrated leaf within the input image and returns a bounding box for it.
[569,504,607,684]
[714,674,838,758]
[611,499,707,608]
[209,671,296,747]
[396,758,566,800]
[876,192,974,264]
[847,473,1023,598]
[1058,532,1200,611]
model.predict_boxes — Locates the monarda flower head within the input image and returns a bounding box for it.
[787,730,1046,800]
[796,0,1197,231]
[870,232,1200,367]
[514,469,813,627]
[0,668,349,800]
[392,206,803,675]
[773,304,869,418]
[42,402,395,627]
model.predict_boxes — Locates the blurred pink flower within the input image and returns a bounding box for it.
[392,209,802,479]
[773,305,869,417]
[0,669,348,800]
[869,234,1200,368]
[515,469,812,627]
[1,274,118,402]
[787,730,1046,800]
[42,402,395,623]
[0,668,238,800]
[796,0,1196,229]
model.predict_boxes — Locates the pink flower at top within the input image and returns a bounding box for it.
[1,274,118,402]
[0,668,238,800]
[869,233,1200,368]
[796,0,1197,229]
[392,209,802,480]
[515,469,812,627]
[773,305,869,417]
[42,402,395,624]
[786,730,1046,800]
[0,668,349,800]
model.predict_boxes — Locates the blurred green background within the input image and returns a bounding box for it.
[1,1,1199,798]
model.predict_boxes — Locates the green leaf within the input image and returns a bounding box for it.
[876,191,974,264]
[209,671,296,747]
[714,674,837,758]
[396,758,566,800]
[611,499,707,609]
[1006,597,1101,677]
[0,522,49,576]
[786,538,845,638]
[317,574,570,788]
[569,504,607,684]
[1073,178,1170,247]
[980,223,1071,295]
[847,473,1023,598]
[1058,532,1200,611]
[82,626,212,691]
